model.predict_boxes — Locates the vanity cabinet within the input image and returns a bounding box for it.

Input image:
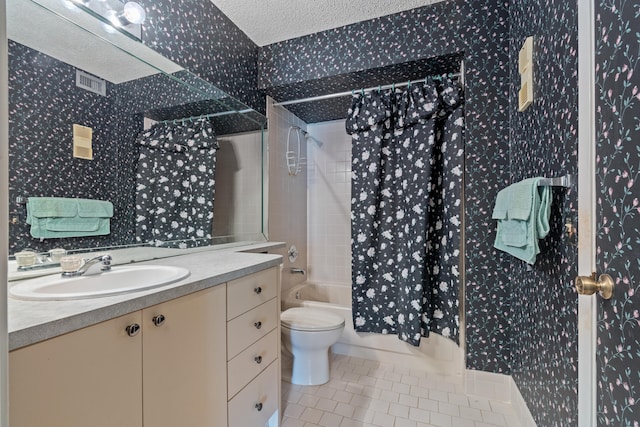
[9,285,227,427]
[226,267,281,427]
[9,266,281,427]
[9,311,144,427]
[143,285,227,427]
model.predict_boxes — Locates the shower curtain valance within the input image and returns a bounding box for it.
[346,79,463,134]
[136,118,219,152]
[349,77,464,347]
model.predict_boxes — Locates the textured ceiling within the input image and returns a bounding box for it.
[210,0,447,46]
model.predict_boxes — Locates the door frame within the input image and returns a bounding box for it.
[1,1,9,425]
[577,0,597,425]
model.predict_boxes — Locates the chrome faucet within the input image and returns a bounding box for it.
[62,254,112,278]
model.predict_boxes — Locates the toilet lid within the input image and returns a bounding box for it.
[281,307,345,331]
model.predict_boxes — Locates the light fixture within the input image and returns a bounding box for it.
[63,0,81,10]
[108,1,146,27]
[67,0,146,40]
[119,2,146,25]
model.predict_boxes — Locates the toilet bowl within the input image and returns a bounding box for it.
[281,307,345,385]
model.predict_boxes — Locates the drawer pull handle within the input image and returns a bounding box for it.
[152,314,166,327]
[255,402,263,412]
[254,286,263,295]
[254,355,263,364]
[254,321,262,330]
[125,323,140,337]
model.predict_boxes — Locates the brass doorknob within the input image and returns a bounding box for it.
[575,273,614,299]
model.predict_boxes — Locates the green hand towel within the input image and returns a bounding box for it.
[26,197,113,239]
[492,177,551,264]
[26,197,78,223]
[77,199,114,218]
[30,218,111,238]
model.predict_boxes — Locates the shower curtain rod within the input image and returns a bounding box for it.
[160,108,255,125]
[272,71,463,107]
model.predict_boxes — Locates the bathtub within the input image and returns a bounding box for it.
[283,282,464,376]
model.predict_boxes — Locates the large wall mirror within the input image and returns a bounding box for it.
[6,0,268,266]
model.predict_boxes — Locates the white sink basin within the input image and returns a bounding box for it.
[9,265,190,301]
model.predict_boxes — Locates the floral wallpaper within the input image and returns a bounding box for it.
[140,0,263,114]
[595,0,640,425]
[7,41,141,253]
[507,0,579,425]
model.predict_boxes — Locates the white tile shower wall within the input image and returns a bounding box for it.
[465,370,512,402]
[266,97,308,296]
[306,120,352,285]
[213,131,263,238]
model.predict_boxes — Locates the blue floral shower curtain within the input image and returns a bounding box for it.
[347,77,464,346]
[134,118,218,248]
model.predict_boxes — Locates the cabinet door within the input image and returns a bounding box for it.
[9,312,143,427]
[143,285,227,427]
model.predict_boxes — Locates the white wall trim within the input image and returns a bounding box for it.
[577,0,597,425]
[465,370,537,426]
[1,0,10,425]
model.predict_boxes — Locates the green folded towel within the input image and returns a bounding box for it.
[26,197,113,239]
[492,177,551,264]
[77,199,113,218]
[26,197,77,223]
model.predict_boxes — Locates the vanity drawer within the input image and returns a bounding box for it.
[228,329,278,398]
[227,298,278,359]
[227,267,277,320]
[228,361,278,427]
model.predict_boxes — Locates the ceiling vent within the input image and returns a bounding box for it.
[76,70,106,96]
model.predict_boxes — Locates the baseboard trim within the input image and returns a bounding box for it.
[508,375,537,427]
[465,370,537,426]
[332,342,464,377]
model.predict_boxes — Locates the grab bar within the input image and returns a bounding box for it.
[537,174,572,188]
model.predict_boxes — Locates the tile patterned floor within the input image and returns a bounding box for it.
[281,354,522,427]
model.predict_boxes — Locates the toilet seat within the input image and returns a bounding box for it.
[281,307,345,332]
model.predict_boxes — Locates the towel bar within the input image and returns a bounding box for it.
[537,174,572,188]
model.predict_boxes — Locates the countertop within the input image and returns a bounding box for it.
[8,242,284,351]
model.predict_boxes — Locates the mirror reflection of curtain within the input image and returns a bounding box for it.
[134,118,218,248]
[347,77,464,346]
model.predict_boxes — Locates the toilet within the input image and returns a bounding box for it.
[281,307,345,385]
